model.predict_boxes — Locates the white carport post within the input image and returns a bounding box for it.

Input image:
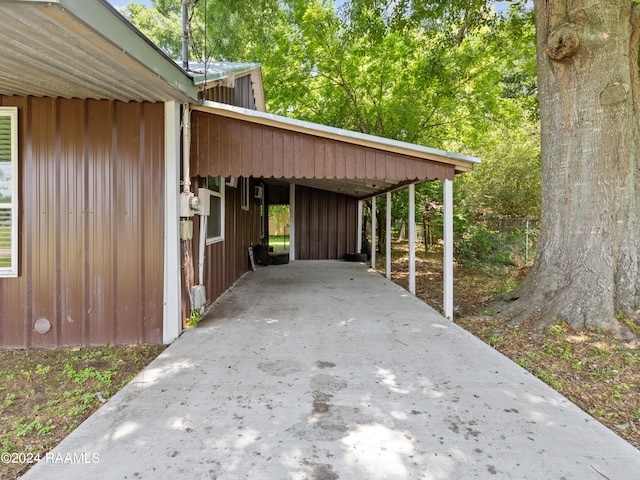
[443,179,454,319]
[163,100,182,343]
[289,182,296,261]
[385,191,391,280]
[408,183,416,295]
[371,195,376,269]
[357,200,363,253]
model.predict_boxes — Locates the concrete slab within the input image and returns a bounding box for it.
[21,261,640,479]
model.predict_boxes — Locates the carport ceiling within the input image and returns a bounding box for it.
[263,177,404,199]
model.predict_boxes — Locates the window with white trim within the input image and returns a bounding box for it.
[241,177,250,211]
[206,176,224,244]
[0,107,17,277]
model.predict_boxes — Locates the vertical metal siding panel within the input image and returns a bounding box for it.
[294,185,307,260]
[229,120,242,177]
[261,128,273,178]
[336,195,347,258]
[251,125,263,178]
[396,156,406,180]
[335,143,346,179]
[355,148,367,179]
[219,116,231,178]
[314,139,325,179]
[0,96,28,347]
[57,98,85,346]
[141,102,165,343]
[30,97,57,348]
[240,123,252,178]
[345,144,356,178]
[327,193,338,258]
[86,99,116,345]
[282,132,294,178]
[376,152,386,179]
[325,142,336,179]
[114,101,142,344]
[294,135,305,179]
[191,111,203,177]
[365,150,376,179]
[272,130,283,178]
[304,136,314,179]
[309,188,320,258]
[405,153,416,179]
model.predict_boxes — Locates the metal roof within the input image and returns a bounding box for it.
[0,0,197,102]
[185,61,263,86]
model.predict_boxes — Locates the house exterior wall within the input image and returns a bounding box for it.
[294,185,358,260]
[200,75,256,110]
[0,96,164,348]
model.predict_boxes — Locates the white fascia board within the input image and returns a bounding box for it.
[196,101,481,170]
[53,0,197,102]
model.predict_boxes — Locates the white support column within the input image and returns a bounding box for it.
[371,196,377,269]
[443,179,454,319]
[408,183,416,295]
[163,101,182,344]
[357,200,363,253]
[386,191,392,280]
[289,182,296,261]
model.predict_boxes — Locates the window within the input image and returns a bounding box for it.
[0,107,17,277]
[206,176,224,244]
[241,177,250,211]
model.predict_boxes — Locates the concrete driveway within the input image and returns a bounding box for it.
[21,261,640,479]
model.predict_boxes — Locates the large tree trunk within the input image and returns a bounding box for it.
[501,0,640,337]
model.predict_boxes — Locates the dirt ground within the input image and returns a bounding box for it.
[1,244,639,479]
[0,344,165,479]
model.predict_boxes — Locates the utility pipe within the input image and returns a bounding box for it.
[181,0,190,70]
[182,104,191,193]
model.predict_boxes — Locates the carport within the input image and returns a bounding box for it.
[20,261,640,479]
[190,101,480,318]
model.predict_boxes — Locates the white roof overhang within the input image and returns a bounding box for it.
[0,0,197,102]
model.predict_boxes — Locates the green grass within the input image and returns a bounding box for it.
[268,235,290,249]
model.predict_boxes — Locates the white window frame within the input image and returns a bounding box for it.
[0,107,18,278]
[205,176,225,245]
[241,177,250,211]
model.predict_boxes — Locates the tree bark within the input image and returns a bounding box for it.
[500,0,640,338]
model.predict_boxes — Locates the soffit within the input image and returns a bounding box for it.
[0,0,197,102]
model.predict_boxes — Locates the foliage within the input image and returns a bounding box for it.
[124,0,541,268]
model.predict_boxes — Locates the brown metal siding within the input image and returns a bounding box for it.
[190,178,261,306]
[200,75,256,110]
[191,112,454,182]
[295,185,358,260]
[0,96,164,348]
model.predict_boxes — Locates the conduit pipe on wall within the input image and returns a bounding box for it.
[182,103,191,193]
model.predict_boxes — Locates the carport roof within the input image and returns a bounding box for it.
[191,101,480,198]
